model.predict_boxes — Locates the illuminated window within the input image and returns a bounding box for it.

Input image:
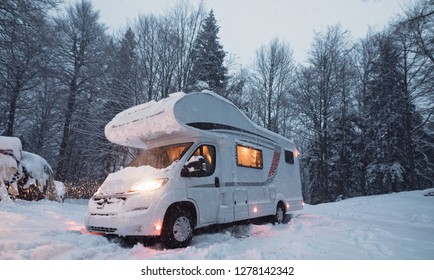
[236,144,263,169]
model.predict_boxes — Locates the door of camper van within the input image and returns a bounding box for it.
[184,142,221,226]
[234,142,275,220]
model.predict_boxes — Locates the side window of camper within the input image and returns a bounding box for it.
[185,145,216,177]
[236,144,263,169]
[285,150,294,164]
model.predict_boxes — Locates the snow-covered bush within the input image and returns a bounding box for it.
[0,136,63,202]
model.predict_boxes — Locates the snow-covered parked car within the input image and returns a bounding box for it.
[0,136,64,202]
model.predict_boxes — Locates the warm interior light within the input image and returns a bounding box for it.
[236,144,263,168]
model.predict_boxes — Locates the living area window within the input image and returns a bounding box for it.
[236,144,263,169]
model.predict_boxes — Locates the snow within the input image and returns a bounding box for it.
[105,92,187,148]
[1,189,433,260]
[0,136,22,183]
[0,136,22,162]
[21,151,52,184]
[104,91,296,151]
[0,136,22,201]
[54,180,66,200]
[0,154,17,182]
[98,165,169,195]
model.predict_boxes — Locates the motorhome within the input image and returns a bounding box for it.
[85,91,303,248]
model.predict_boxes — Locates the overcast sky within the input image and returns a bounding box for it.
[89,0,416,66]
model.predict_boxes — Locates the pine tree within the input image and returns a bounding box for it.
[101,28,141,176]
[110,27,141,111]
[364,33,409,194]
[188,10,227,94]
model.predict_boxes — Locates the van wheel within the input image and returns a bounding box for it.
[162,209,194,248]
[273,203,286,224]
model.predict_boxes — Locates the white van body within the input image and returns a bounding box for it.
[85,91,303,247]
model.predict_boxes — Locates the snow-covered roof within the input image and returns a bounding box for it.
[105,91,294,149]
[105,92,187,148]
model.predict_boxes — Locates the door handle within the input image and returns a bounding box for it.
[215,177,220,188]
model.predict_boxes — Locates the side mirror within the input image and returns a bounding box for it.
[181,165,190,177]
[181,156,206,177]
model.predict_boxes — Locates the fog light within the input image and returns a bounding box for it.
[154,225,162,231]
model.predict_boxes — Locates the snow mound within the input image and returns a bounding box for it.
[424,190,434,197]
[0,136,22,162]
[21,151,52,184]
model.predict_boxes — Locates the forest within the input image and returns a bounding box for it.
[1,0,433,204]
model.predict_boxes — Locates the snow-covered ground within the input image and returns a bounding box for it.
[1,189,433,260]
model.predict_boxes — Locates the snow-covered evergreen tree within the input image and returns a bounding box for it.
[109,27,142,111]
[188,10,227,94]
[100,28,141,176]
[363,32,409,194]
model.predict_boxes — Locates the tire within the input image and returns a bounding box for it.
[161,208,194,248]
[273,203,286,224]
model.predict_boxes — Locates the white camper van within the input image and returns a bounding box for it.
[85,91,303,248]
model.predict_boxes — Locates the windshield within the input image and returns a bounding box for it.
[128,142,193,169]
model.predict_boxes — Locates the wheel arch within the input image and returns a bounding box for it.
[276,200,287,213]
[163,200,198,229]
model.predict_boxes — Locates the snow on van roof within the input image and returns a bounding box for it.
[105,91,296,149]
[105,92,188,148]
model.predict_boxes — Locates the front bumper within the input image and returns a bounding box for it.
[85,209,162,236]
[84,193,165,237]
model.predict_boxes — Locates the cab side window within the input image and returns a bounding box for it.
[185,145,216,177]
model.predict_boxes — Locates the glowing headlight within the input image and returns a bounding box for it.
[128,178,168,192]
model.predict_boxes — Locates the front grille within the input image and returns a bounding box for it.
[93,195,126,201]
[90,213,115,216]
[88,226,117,233]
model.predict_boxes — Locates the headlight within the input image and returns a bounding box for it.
[128,178,168,192]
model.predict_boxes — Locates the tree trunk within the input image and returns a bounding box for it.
[4,85,20,137]
[56,78,78,181]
